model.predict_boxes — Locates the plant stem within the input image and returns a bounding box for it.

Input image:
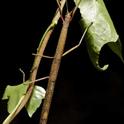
[2,24,53,124]
[2,1,66,123]
[39,12,72,124]
[29,0,66,84]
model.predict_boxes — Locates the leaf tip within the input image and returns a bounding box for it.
[96,64,109,71]
[26,86,46,118]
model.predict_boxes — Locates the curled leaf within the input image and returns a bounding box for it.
[74,0,123,70]
[26,85,46,117]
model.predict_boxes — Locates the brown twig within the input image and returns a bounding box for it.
[39,2,85,123]
[39,12,72,124]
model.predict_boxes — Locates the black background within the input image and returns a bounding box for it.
[0,0,124,124]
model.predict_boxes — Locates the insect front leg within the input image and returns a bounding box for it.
[33,23,93,59]
[62,22,92,56]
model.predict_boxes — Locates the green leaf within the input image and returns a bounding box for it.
[2,80,30,113]
[26,85,46,117]
[74,0,123,70]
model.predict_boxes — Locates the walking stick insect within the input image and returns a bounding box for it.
[39,1,92,124]
[2,0,92,124]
